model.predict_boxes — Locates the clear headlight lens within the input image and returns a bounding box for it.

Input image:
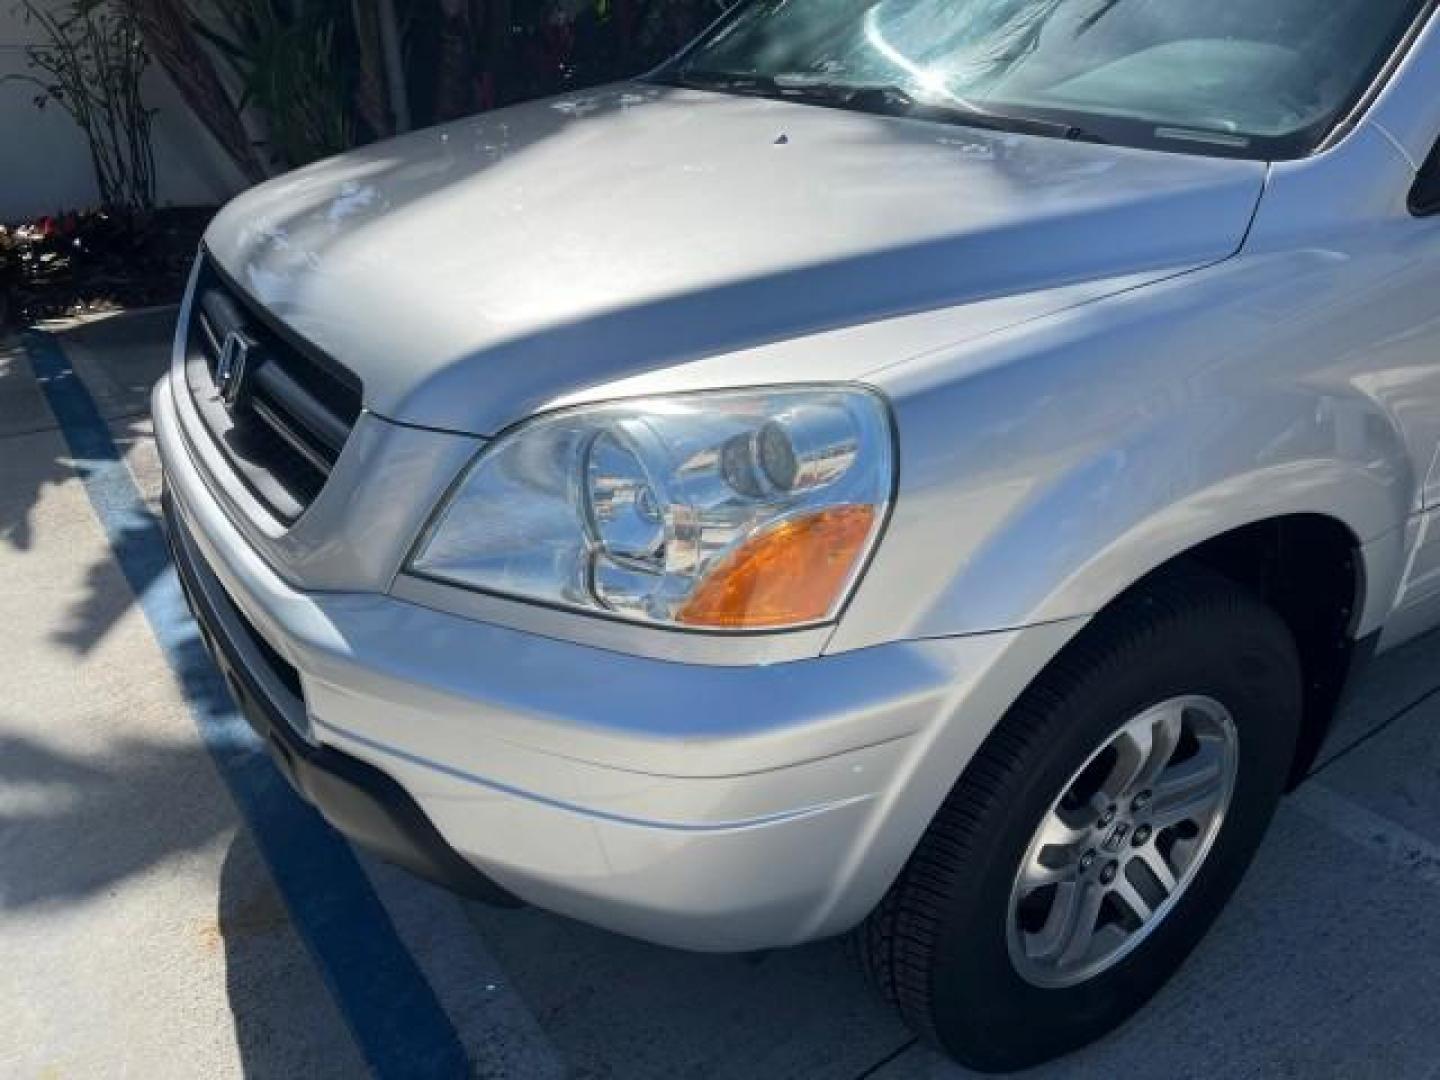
[409,388,894,631]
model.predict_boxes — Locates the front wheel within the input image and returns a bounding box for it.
[858,566,1302,1072]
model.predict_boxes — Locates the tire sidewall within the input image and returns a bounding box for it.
[927,593,1301,1069]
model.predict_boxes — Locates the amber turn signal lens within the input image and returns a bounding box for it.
[677,505,877,629]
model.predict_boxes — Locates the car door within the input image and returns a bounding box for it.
[1372,128,1440,647]
[1411,139,1440,508]
[1350,129,1440,516]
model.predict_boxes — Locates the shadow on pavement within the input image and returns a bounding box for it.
[462,899,913,1080]
[217,835,371,1080]
[0,729,227,911]
[50,308,178,421]
[50,489,173,657]
[3,312,173,655]
[0,339,76,551]
[0,698,370,1074]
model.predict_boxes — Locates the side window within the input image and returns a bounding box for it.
[1413,137,1440,216]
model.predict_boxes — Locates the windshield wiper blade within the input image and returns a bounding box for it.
[665,71,785,96]
[665,73,1104,144]
[836,83,1106,144]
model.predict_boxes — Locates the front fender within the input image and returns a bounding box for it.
[831,254,1418,654]
[963,396,1405,634]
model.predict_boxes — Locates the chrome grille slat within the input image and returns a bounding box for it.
[250,362,350,457]
[198,310,223,360]
[250,397,337,477]
[184,252,363,523]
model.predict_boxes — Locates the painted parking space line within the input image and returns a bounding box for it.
[23,329,473,1078]
[359,856,567,1078]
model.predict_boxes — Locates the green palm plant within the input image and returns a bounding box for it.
[191,0,356,168]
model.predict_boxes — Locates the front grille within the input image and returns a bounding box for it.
[184,252,363,523]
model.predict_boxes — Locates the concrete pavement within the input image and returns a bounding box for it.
[3,308,1440,1078]
[0,325,367,1078]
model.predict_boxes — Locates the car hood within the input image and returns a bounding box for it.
[205,83,1267,435]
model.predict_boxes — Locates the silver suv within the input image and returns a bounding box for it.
[156,0,1440,1069]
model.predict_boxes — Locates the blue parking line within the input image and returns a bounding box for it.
[23,330,471,1079]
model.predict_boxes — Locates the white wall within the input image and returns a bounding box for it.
[0,5,248,221]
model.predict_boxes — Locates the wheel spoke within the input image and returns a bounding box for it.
[1034,808,1090,850]
[1058,882,1108,967]
[1021,844,1081,890]
[1027,879,1107,967]
[1020,802,1097,891]
[1112,876,1154,923]
[1104,704,1183,799]
[1133,845,1178,894]
[1133,706,1184,793]
[1101,724,1150,800]
[1025,881,1081,961]
[1020,864,1068,890]
[1168,835,1201,876]
[1150,755,1225,829]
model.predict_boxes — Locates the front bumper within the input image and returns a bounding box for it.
[156,371,1081,950]
[166,486,520,906]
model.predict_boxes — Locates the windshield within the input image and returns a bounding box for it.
[661,0,1432,158]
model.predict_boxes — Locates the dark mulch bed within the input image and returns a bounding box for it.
[0,206,215,328]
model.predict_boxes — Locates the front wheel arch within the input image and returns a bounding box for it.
[856,562,1303,1071]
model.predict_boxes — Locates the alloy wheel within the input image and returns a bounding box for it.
[1006,695,1239,989]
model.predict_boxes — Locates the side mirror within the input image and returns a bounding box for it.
[1412,141,1440,217]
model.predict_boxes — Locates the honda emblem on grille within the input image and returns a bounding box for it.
[216,330,253,408]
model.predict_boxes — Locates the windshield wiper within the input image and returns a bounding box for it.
[663,72,1105,144]
[833,82,1105,143]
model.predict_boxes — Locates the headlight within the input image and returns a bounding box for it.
[409,388,894,631]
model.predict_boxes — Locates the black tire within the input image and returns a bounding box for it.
[856,564,1303,1072]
